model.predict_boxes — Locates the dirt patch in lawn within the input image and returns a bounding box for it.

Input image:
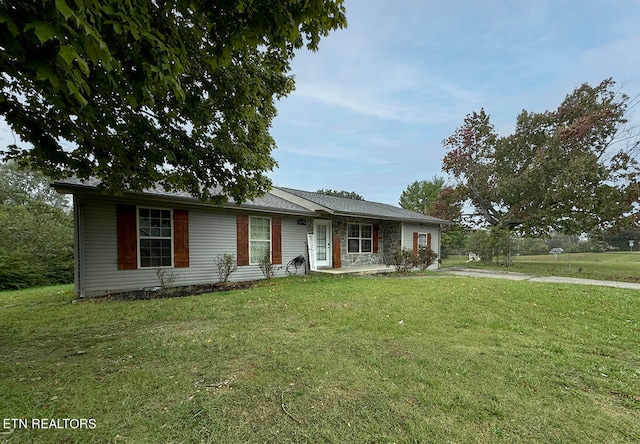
[93,281,258,301]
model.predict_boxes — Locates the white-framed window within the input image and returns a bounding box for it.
[250,216,271,264]
[347,223,373,253]
[138,207,173,267]
[418,233,427,248]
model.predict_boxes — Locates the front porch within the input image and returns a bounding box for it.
[313,264,394,275]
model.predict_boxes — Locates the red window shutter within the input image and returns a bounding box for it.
[237,215,249,266]
[271,217,282,265]
[412,232,419,255]
[117,204,137,270]
[332,233,341,268]
[373,224,379,253]
[427,233,432,250]
[173,209,189,267]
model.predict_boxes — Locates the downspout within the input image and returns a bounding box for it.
[438,224,442,269]
[73,195,86,299]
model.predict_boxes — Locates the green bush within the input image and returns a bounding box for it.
[214,253,237,283]
[392,247,419,273]
[417,246,438,270]
[391,246,437,272]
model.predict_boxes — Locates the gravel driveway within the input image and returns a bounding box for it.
[439,267,640,290]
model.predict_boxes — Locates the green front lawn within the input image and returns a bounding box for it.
[1,276,639,443]
[442,251,640,283]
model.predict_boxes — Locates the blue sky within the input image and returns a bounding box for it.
[268,0,640,205]
[2,0,640,207]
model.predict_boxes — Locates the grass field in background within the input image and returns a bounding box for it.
[1,276,639,443]
[442,251,640,283]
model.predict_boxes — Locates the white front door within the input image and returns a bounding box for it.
[313,220,332,268]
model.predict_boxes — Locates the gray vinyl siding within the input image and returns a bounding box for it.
[79,198,123,296]
[401,222,441,270]
[77,195,308,297]
[279,217,309,274]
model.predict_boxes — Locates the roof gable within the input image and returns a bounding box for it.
[274,187,451,224]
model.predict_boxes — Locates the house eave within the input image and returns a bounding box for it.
[51,182,316,217]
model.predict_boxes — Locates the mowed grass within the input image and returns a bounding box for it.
[1,276,639,443]
[443,252,640,283]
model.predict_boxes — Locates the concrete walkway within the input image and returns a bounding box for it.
[440,267,640,290]
[313,264,393,275]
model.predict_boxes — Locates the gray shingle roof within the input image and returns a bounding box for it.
[246,193,315,214]
[51,178,315,215]
[275,187,451,224]
[51,179,451,224]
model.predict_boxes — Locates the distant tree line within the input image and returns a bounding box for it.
[0,161,74,289]
[316,189,365,200]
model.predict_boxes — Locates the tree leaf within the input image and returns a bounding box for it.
[0,8,20,36]
[54,0,75,21]
[30,22,58,44]
[65,79,88,107]
[35,66,61,89]
[57,45,78,68]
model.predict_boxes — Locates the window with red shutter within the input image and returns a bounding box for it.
[237,215,249,266]
[173,209,189,268]
[117,204,137,270]
[138,208,173,267]
[271,217,282,265]
[118,205,190,269]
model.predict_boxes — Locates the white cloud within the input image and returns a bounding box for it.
[581,34,640,75]
[277,143,354,161]
[291,70,479,125]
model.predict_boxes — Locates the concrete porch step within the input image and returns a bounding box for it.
[312,264,394,275]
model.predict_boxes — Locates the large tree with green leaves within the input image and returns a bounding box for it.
[0,0,346,203]
[399,176,445,214]
[0,161,74,289]
[442,79,640,235]
[431,185,465,255]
